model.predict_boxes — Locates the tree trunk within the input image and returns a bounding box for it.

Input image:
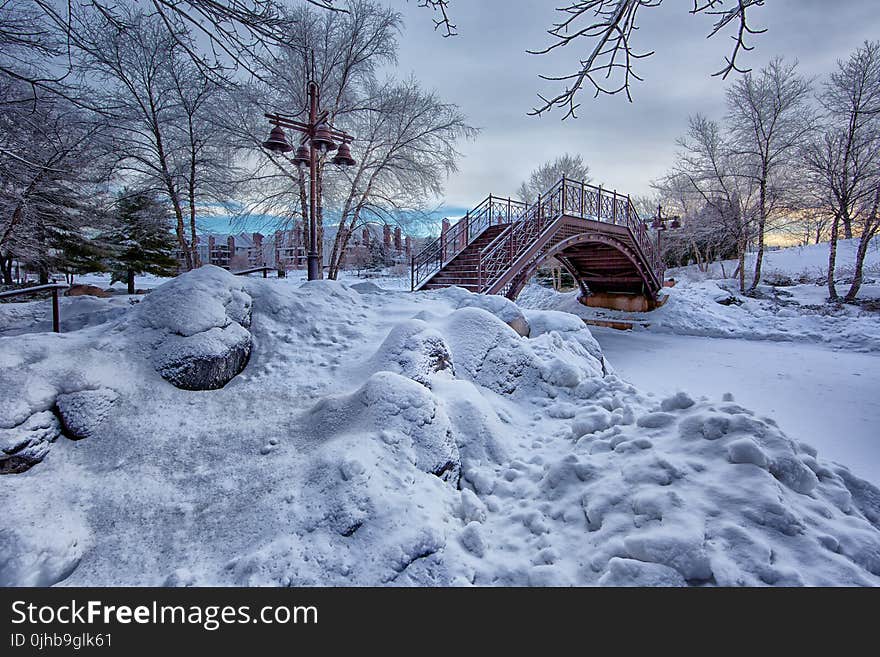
[39,266,49,285]
[827,214,840,300]
[842,216,853,240]
[127,269,136,295]
[0,253,12,285]
[844,191,880,302]
[329,223,357,280]
[750,179,767,291]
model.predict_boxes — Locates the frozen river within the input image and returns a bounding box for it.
[592,327,880,484]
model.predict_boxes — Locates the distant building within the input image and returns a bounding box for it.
[177,222,416,273]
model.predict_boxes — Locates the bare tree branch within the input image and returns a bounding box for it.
[529,0,766,119]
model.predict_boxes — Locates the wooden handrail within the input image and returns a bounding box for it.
[0,283,68,333]
[232,266,273,278]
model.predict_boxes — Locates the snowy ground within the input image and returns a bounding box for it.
[2,266,880,587]
[519,236,880,353]
[592,328,880,484]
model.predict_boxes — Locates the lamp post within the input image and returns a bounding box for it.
[262,81,357,281]
[651,203,681,256]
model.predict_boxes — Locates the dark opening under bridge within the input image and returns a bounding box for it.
[411,176,666,310]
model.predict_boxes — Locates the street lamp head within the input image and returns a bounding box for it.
[292,143,310,167]
[670,216,681,230]
[332,141,356,167]
[651,217,665,231]
[262,126,293,153]
[312,123,338,153]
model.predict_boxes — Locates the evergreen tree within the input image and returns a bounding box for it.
[105,191,177,294]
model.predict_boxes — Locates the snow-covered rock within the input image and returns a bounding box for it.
[435,285,531,337]
[0,411,61,473]
[56,388,119,440]
[140,266,253,390]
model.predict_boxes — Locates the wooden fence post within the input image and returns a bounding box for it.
[52,288,60,333]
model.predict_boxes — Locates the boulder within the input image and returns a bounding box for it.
[0,411,61,474]
[139,266,254,390]
[56,388,119,440]
[153,323,252,391]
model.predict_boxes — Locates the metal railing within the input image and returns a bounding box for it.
[411,195,527,290]
[410,175,664,295]
[0,283,69,333]
[232,266,273,278]
[479,177,663,293]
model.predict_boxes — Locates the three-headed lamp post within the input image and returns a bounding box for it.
[651,203,681,255]
[262,80,357,281]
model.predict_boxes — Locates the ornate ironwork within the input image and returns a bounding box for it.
[411,176,664,296]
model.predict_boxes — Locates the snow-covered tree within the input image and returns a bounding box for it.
[77,9,240,271]
[725,57,813,290]
[0,81,112,284]
[104,191,177,294]
[665,114,757,291]
[223,0,474,280]
[804,40,880,301]
[516,153,591,204]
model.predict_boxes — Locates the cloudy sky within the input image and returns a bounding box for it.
[387,0,880,213]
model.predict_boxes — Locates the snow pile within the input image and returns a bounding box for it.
[1,267,879,586]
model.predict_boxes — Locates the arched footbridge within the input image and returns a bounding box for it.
[411,177,665,308]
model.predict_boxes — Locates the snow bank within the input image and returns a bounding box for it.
[520,278,880,352]
[1,268,878,586]
[519,236,880,352]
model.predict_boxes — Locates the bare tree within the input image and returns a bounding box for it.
[0,80,112,283]
[725,57,813,290]
[804,41,880,301]
[325,76,475,279]
[668,113,757,291]
[529,0,767,118]
[220,0,402,275]
[516,153,591,204]
[224,1,472,279]
[78,10,240,270]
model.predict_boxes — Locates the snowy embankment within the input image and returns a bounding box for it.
[2,267,880,586]
[520,236,880,352]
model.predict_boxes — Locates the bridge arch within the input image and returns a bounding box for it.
[504,231,654,301]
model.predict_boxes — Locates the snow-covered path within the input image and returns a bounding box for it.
[593,328,880,484]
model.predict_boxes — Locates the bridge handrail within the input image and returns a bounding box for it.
[477,177,663,293]
[411,194,527,290]
[0,283,68,333]
[411,174,664,294]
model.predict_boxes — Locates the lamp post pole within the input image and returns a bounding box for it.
[262,80,357,281]
[307,81,320,281]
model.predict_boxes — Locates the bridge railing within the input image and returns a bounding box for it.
[412,175,664,294]
[478,177,663,293]
[411,194,527,290]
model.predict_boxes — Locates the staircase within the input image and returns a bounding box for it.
[411,176,665,302]
[419,225,507,291]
